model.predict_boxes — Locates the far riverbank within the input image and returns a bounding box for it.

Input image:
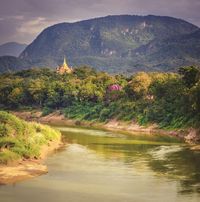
[12,110,200,145]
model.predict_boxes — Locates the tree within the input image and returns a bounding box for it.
[74,66,97,79]
[126,72,152,98]
[8,87,23,107]
[179,66,200,88]
[27,79,46,106]
[189,81,200,114]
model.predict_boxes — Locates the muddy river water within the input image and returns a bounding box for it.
[1,126,200,202]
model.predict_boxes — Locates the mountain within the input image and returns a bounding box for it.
[19,15,199,73]
[1,15,200,74]
[0,56,29,73]
[130,28,200,71]
[0,42,27,57]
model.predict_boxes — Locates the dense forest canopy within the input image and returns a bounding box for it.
[0,65,199,129]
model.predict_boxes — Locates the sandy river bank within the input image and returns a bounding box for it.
[0,135,62,185]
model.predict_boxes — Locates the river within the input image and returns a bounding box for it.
[0,126,200,202]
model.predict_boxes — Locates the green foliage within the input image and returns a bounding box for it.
[0,150,20,164]
[73,66,97,79]
[64,102,104,121]
[0,111,61,164]
[126,72,152,99]
[42,107,54,116]
[179,66,200,88]
[0,65,200,130]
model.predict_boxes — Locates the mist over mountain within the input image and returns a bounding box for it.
[1,15,200,74]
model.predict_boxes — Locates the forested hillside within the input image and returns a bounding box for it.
[0,56,29,73]
[20,15,199,73]
[1,15,200,74]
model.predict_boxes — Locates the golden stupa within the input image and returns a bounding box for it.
[56,57,73,74]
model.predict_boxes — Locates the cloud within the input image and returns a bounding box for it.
[10,15,24,20]
[17,17,54,35]
[0,0,199,44]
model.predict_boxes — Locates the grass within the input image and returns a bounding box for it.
[0,150,20,164]
[0,111,61,164]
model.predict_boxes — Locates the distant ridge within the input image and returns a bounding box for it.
[1,15,200,74]
[0,42,27,57]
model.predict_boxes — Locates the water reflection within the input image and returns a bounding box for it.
[59,127,200,196]
[149,147,200,194]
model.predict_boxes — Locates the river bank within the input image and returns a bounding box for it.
[0,139,62,185]
[1,125,200,202]
[12,110,200,145]
[0,111,62,185]
[1,110,199,185]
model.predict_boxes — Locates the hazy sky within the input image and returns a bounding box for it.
[0,0,200,44]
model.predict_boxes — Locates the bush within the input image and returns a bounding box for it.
[0,111,61,164]
[0,150,20,164]
[42,107,53,116]
[99,108,110,121]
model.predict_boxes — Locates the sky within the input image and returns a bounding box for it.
[0,0,200,45]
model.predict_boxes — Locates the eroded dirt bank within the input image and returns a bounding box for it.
[0,133,62,185]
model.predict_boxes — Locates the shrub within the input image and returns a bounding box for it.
[42,107,53,116]
[0,111,61,164]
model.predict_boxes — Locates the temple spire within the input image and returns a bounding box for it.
[56,56,73,74]
[63,57,67,68]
